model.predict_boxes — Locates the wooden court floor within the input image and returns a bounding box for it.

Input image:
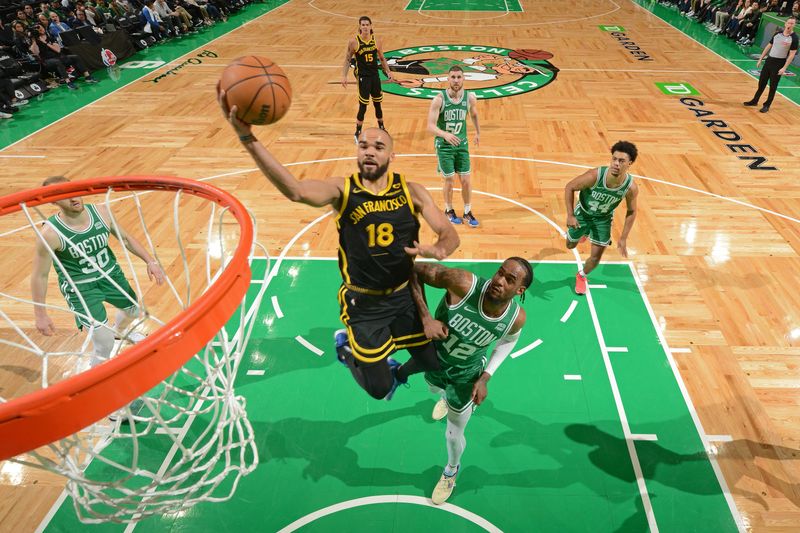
[1,0,799,531]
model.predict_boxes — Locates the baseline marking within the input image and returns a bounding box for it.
[607,347,629,353]
[707,435,734,442]
[307,0,620,27]
[276,495,502,533]
[271,295,284,318]
[627,263,745,531]
[631,434,659,441]
[560,300,578,322]
[510,338,543,358]
[564,374,583,381]
[295,335,324,356]
[246,370,266,376]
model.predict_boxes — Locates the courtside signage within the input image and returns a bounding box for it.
[658,82,776,171]
[601,28,654,62]
[381,44,559,100]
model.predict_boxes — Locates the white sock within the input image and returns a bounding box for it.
[444,464,459,477]
[428,383,446,398]
[445,406,473,471]
[463,204,471,214]
[89,324,115,368]
[113,305,139,333]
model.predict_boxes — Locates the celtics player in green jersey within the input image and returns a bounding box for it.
[410,258,530,504]
[31,176,165,369]
[564,141,639,295]
[427,66,481,227]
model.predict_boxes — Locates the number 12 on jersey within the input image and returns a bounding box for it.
[441,334,477,359]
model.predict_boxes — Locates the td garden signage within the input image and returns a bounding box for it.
[380,44,559,100]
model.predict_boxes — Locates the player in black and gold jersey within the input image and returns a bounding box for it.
[218,90,460,400]
[341,16,395,143]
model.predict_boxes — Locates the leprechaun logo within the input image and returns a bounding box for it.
[380,44,558,100]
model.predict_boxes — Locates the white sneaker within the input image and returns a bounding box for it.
[0,111,11,119]
[117,330,147,343]
[432,398,448,421]
[431,466,459,505]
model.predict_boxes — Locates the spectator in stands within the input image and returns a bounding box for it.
[0,73,28,118]
[711,0,742,33]
[154,0,193,34]
[726,0,757,37]
[12,21,39,61]
[36,13,51,31]
[16,9,34,28]
[736,3,766,44]
[23,5,37,22]
[142,0,168,40]
[29,23,99,89]
[48,12,72,39]
[73,8,103,33]
[693,0,714,22]
[89,0,113,23]
[793,0,800,17]
[179,0,214,25]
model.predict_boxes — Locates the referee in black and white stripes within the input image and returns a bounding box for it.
[743,16,798,113]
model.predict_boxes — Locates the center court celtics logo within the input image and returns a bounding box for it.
[380,44,559,100]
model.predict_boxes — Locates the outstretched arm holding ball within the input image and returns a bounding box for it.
[218,84,344,209]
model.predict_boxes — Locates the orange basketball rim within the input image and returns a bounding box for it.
[0,176,253,461]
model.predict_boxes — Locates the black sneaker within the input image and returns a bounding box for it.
[463,211,479,227]
[743,100,758,106]
[445,209,462,224]
[760,104,770,113]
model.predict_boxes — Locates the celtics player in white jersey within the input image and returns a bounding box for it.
[427,65,481,227]
[564,141,639,295]
[410,258,530,504]
[31,176,165,369]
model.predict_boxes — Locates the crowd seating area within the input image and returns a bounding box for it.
[0,0,258,119]
[658,0,798,47]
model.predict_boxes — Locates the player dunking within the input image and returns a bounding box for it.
[564,141,639,295]
[218,89,460,400]
[410,258,530,504]
[31,176,165,369]
[427,66,481,227]
[341,16,395,143]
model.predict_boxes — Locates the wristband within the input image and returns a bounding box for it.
[239,134,257,144]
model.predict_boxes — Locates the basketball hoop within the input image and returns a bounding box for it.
[0,176,268,523]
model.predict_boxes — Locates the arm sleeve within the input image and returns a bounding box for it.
[484,329,521,376]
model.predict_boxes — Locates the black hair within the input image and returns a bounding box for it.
[507,256,533,302]
[611,140,638,163]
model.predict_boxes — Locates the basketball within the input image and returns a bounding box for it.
[219,56,292,125]
[508,49,553,61]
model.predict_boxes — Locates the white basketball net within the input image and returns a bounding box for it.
[0,184,268,523]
